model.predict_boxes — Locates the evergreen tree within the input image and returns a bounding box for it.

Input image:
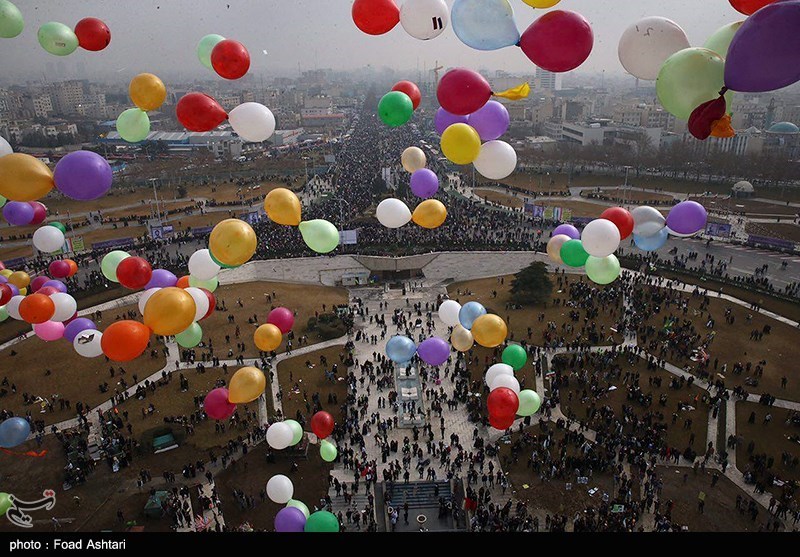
[510,261,553,306]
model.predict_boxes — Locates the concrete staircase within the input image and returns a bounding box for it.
[386,480,452,509]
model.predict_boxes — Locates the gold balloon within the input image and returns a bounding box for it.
[412,199,447,229]
[254,323,282,352]
[401,147,427,173]
[264,188,302,226]
[129,73,167,112]
[0,153,54,201]
[522,0,560,7]
[209,218,257,267]
[451,325,474,352]
[472,314,508,348]
[143,287,196,336]
[228,366,266,404]
[8,270,30,289]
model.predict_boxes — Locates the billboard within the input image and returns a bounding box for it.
[705,223,732,238]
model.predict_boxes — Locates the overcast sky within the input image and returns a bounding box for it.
[1,0,746,80]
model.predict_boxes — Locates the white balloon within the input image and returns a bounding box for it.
[74,329,104,358]
[188,249,221,281]
[229,102,276,143]
[401,147,427,173]
[618,17,691,81]
[266,474,294,504]
[582,219,621,258]
[376,198,412,229]
[32,226,65,253]
[267,422,294,450]
[138,288,161,316]
[490,373,520,394]
[485,363,514,387]
[666,227,698,238]
[5,296,24,320]
[438,300,462,327]
[400,0,449,40]
[473,140,517,180]
[631,206,666,237]
[0,135,11,158]
[184,287,210,322]
[50,293,77,322]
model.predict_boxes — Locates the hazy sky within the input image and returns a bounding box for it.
[1,0,746,80]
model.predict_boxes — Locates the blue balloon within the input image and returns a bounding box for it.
[459,301,487,330]
[452,0,521,52]
[386,335,417,364]
[0,417,31,449]
[634,228,669,252]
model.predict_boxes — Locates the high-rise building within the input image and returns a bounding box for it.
[536,68,562,92]
[49,80,85,115]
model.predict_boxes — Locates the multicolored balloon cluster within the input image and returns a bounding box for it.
[265,188,340,253]
[117,74,167,143]
[36,16,110,56]
[378,80,422,128]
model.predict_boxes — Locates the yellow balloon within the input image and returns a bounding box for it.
[264,188,302,226]
[228,366,266,404]
[18,287,27,296]
[129,73,167,112]
[412,199,447,229]
[7,270,30,289]
[209,219,257,267]
[522,0,560,7]
[471,314,508,348]
[143,287,196,336]
[254,323,282,352]
[451,325,474,352]
[0,153,54,202]
[441,123,481,165]
[401,147,427,173]
[0,269,13,278]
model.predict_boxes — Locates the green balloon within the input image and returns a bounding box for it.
[0,306,8,323]
[703,21,744,59]
[501,344,527,371]
[304,510,339,533]
[197,34,225,70]
[189,275,219,292]
[49,221,67,234]
[298,219,340,254]
[0,0,24,39]
[656,47,731,121]
[117,108,151,143]
[286,499,310,519]
[560,240,589,268]
[378,91,414,128]
[0,194,7,208]
[320,439,338,463]
[101,250,131,282]
[176,322,203,348]
[0,492,12,516]
[38,22,78,56]
[285,419,303,446]
[209,251,238,269]
[585,255,621,285]
[517,389,541,417]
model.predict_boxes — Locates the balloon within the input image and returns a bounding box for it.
[228,366,266,404]
[34,321,64,342]
[704,21,744,59]
[29,201,47,225]
[400,0,449,40]
[490,373,520,394]
[63,317,95,343]
[267,475,294,504]
[49,221,67,234]
[38,22,78,56]
[412,199,447,229]
[547,234,571,264]
[311,411,335,439]
[74,17,110,51]
[386,335,417,363]
[410,169,439,199]
[305,511,340,533]
[200,289,216,320]
[434,108,469,135]
[146,269,177,289]
[320,439,338,462]
[29,276,49,294]
[74,329,103,358]
[450,324,474,352]
[730,0,779,16]
[100,250,130,282]
[264,188,302,226]
[437,69,492,116]
[204,388,236,420]
[138,289,160,316]
[176,93,227,132]
[0,135,11,157]
[441,123,481,165]
[0,0,23,38]
[634,228,669,252]
[229,102,276,143]
[299,220,340,254]
[275,506,307,533]
[585,255,621,285]
[392,81,422,110]
[469,101,510,142]
[438,300,462,327]
[65,259,78,277]
[473,140,517,180]
[285,419,303,446]
[0,306,7,323]
[486,363,514,387]
[452,0,520,51]
[7,271,28,289]
[519,10,593,73]
[487,387,519,418]
[287,499,310,519]
[631,206,666,237]
[401,147,426,173]
[0,154,54,202]
[656,48,729,121]
[5,295,23,320]
[502,344,527,371]
[267,307,295,334]
[471,314,508,348]
[188,250,220,282]
[459,301,487,330]
[209,219,257,266]
[176,276,191,289]
[101,321,150,362]
[0,417,30,448]
[266,422,294,450]
[187,276,219,297]
[522,0,560,6]
[49,292,77,322]
[581,219,621,258]
[254,323,282,352]
[517,389,542,416]
[116,257,152,290]
[376,198,412,228]
[600,207,634,240]
[0,284,11,306]
[3,201,34,226]
[197,34,225,70]
[144,287,196,336]
[54,150,112,201]
[19,293,55,324]
[176,322,203,348]
[352,0,400,35]
[211,39,250,80]
[560,239,590,268]
[666,201,708,235]
[129,73,166,111]
[417,337,450,366]
[618,17,690,81]
[378,91,414,127]
[489,413,515,430]
[41,280,66,293]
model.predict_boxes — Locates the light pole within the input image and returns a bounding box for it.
[622,165,631,207]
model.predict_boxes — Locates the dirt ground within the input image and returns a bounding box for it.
[746,222,800,243]
[583,188,676,204]
[735,402,800,486]
[690,196,800,217]
[473,189,525,209]
[277,345,350,425]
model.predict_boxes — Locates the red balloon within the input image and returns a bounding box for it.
[352,0,400,36]
[487,387,519,418]
[489,413,515,431]
[37,286,59,296]
[267,307,295,334]
[519,10,593,73]
[19,293,55,324]
[729,0,778,15]
[688,96,728,141]
[311,411,335,439]
[49,260,71,279]
[600,207,634,240]
[211,39,251,80]
[30,276,49,293]
[176,275,191,289]
[176,93,228,132]
[393,81,422,110]
[115,257,153,290]
[74,17,111,51]
[200,288,216,321]
[437,68,492,116]
[0,284,11,306]
[29,202,47,225]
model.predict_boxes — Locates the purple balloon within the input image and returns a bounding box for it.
[435,107,469,135]
[3,201,34,226]
[274,506,307,533]
[417,337,451,367]
[666,201,708,235]
[63,318,96,343]
[53,151,113,201]
[0,276,7,285]
[410,169,440,199]
[467,101,510,142]
[553,224,580,240]
[42,279,68,293]
[146,269,178,289]
[7,284,19,296]
[725,1,800,93]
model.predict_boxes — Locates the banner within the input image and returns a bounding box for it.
[192,226,213,237]
[92,238,135,250]
[705,222,732,238]
[339,229,358,245]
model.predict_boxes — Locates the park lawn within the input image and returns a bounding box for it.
[277,345,349,425]
[735,402,800,486]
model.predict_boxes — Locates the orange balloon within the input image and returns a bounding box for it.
[101,320,151,362]
[7,270,30,289]
[143,287,196,336]
[176,275,191,289]
[19,293,55,324]
[254,323,282,352]
[0,153,55,201]
[65,259,79,277]
[129,73,167,111]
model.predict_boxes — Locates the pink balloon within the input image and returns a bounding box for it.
[267,307,295,334]
[437,68,492,116]
[204,388,237,420]
[519,10,594,73]
[34,321,66,342]
[49,260,71,279]
[30,276,50,293]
